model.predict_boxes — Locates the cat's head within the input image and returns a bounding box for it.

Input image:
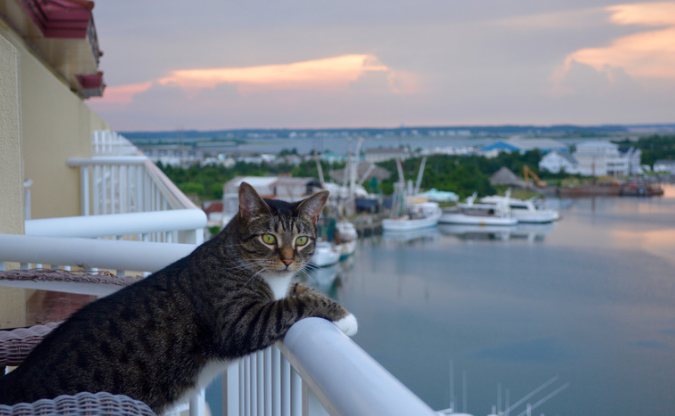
[233,182,329,276]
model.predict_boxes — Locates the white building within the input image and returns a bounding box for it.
[539,151,580,174]
[654,160,675,174]
[573,141,631,177]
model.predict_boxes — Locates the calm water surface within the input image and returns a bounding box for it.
[315,185,675,416]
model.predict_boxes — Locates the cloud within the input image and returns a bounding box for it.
[554,1,675,92]
[156,54,403,96]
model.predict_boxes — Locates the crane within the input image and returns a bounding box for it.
[523,165,546,187]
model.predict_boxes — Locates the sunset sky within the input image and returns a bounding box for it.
[86,1,675,131]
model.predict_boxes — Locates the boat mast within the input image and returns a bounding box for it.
[414,156,427,195]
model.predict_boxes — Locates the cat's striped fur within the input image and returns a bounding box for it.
[0,182,357,414]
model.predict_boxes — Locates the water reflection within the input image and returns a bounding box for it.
[381,227,441,246]
[438,223,556,243]
[334,188,675,416]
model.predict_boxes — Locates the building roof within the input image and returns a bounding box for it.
[545,150,578,166]
[489,167,528,187]
[506,137,568,151]
[576,140,618,149]
[480,137,568,153]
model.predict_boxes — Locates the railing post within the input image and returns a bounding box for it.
[223,361,240,416]
[81,165,90,216]
[291,368,302,416]
[189,389,206,416]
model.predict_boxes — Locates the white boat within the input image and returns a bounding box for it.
[335,220,358,260]
[439,194,517,226]
[382,201,442,232]
[480,194,559,223]
[309,241,340,267]
[337,239,357,260]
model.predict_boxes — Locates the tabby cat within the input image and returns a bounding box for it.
[0,182,357,414]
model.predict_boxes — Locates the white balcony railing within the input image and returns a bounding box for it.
[0,234,437,416]
[63,131,204,244]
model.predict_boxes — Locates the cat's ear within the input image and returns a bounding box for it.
[296,190,329,224]
[238,182,270,222]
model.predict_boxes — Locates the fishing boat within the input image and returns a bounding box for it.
[439,193,517,226]
[335,220,358,260]
[480,193,559,223]
[309,241,340,267]
[382,158,442,232]
[382,200,442,231]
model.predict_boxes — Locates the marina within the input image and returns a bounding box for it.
[285,185,675,416]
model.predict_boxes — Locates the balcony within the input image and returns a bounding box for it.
[0,131,436,416]
[0,0,104,98]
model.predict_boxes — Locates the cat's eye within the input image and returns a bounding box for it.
[262,234,276,245]
[296,236,309,246]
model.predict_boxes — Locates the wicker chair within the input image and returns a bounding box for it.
[0,270,156,416]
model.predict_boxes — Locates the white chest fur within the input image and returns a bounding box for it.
[261,272,295,300]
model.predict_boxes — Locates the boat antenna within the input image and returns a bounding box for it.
[502,376,559,415]
[449,361,455,412]
[462,370,468,413]
[514,383,569,416]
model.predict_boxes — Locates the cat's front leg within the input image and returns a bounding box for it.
[290,283,358,336]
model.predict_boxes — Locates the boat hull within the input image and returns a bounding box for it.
[381,212,441,231]
[439,213,517,226]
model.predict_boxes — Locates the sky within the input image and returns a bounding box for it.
[86,1,675,131]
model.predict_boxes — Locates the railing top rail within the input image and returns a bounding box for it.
[0,234,196,272]
[143,159,199,210]
[25,210,207,239]
[67,156,148,166]
[279,318,437,416]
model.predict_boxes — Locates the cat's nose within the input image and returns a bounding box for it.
[281,259,293,267]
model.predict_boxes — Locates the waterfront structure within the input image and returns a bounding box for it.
[539,151,580,174]
[572,141,641,177]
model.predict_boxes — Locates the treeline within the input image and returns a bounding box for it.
[159,135,675,203]
[615,134,675,167]
[375,150,546,198]
[159,159,344,201]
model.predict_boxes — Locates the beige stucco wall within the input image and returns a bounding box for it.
[0,20,110,328]
[19,46,110,219]
[0,34,27,328]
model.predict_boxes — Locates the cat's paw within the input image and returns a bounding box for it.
[334,313,358,336]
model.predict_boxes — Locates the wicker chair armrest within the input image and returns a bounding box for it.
[0,322,60,367]
[0,392,157,416]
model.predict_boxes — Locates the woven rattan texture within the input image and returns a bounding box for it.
[0,269,141,287]
[0,392,157,416]
[0,322,61,367]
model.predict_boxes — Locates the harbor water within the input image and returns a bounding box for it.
[310,185,675,416]
[206,185,675,416]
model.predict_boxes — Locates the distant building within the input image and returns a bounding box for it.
[363,147,410,163]
[653,160,675,174]
[479,137,568,158]
[319,151,348,164]
[573,141,635,177]
[222,176,323,213]
[539,151,580,174]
